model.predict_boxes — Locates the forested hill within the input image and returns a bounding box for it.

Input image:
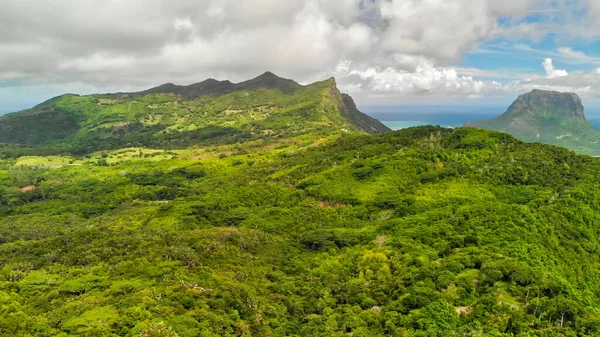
[466,89,600,156]
[1,126,599,336]
[0,72,389,156]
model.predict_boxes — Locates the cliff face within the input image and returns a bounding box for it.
[504,89,585,121]
[321,77,390,135]
[340,94,390,134]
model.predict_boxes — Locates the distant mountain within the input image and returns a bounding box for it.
[133,72,303,98]
[466,89,600,156]
[0,72,389,155]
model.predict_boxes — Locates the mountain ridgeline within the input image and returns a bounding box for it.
[466,89,600,156]
[0,72,389,156]
[135,71,303,98]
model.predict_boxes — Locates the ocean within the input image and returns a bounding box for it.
[369,108,600,131]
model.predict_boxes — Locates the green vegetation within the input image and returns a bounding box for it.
[1,80,598,335]
[0,73,389,157]
[467,89,600,156]
[0,126,599,336]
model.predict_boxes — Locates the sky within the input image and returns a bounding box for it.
[2,0,600,115]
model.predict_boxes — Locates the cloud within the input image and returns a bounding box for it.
[336,62,502,97]
[490,0,600,41]
[481,44,600,68]
[2,0,600,109]
[451,67,534,80]
[376,0,497,63]
[557,47,600,65]
[0,1,538,86]
[589,0,600,25]
[337,56,600,105]
[513,67,600,97]
[542,58,568,78]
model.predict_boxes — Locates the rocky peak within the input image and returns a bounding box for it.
[464,89,600,156]
[508,89,585,120]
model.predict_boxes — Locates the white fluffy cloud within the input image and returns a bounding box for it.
[337,56,600,105]
[514,67,600,97]
[542,58,568,78]
[335,62,502,98]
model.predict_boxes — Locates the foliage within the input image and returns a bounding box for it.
[0,126,598,336]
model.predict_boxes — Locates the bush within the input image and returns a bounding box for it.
[301,229,362,251]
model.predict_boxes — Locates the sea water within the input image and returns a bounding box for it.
[372,108,600,131]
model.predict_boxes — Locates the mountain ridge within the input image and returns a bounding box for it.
[0,72,390,155]
[130,72,303,99]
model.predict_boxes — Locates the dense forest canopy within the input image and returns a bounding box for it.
[4,0,600,335]
[0,126,599,336]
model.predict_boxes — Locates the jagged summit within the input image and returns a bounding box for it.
[466,89,600,156]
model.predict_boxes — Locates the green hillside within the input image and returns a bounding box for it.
[0,73,389,156]
[467,89,600,156]
[0,126,599,336]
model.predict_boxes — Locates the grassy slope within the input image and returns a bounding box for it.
[0,127,599,336]
[0,79,387,157]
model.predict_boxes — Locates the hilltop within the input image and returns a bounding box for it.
[466,89,600,156]
[0,72,389,156]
